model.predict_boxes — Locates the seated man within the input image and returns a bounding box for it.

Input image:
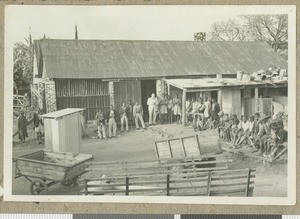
[222,114,231,142]
[257,117,272,154]
[231,118,241,145]
[236,115,255,148]
[235,116,250,147]
[195,114,204,132]
[268,120,288,158]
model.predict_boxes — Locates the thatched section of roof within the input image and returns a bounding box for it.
[34,39,287,79]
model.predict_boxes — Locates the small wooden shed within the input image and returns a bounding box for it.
[41,108,84,154]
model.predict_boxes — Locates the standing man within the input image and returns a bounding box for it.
[18,110,28,143]
[167,95,173,124]
[172,94,181,123]
[106,105,118,138]
[191,97,199,127]
[133,101,146,130]
[32,108,44,144]
[147,93,158,126]
[127,101,133,129]
[211,98,220,127]
[203,96,211,125]
[159,93,168,124]
[95,109,106,139]
[119,102,130,132]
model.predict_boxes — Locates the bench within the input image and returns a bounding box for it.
[80,168,255,197]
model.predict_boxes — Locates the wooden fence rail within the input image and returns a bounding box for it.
[80,168,256,197]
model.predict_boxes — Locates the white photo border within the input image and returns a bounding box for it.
[3,5,297,205]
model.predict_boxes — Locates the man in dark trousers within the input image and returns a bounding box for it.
[95,109,106,139]
[211,98,220,127]
[106,105,118,138]
[119,102,130,132]
[18,110,28,143]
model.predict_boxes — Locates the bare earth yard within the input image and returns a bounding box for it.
[12,123,287,197]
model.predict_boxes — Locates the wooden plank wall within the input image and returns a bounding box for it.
[57,113,82,154]
[55,79,110,120]
[113,80,142,116]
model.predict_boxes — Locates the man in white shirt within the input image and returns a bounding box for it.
[203,96,211,125]
[147,93,158,125]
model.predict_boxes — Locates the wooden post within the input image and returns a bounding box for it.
[207,171,212,196]
[217,89,222,109]
[245,168,251,197]
[182,89,186,126]
[125,177,130,196]
[254,87,259,98]
[167,84,170,96]
[166,174,170,196]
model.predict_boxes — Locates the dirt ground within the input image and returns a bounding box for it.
[12,123,287,197]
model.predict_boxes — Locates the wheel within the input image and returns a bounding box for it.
[30,180,48,195]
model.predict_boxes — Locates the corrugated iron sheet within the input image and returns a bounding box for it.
[35,39,287,79]
[41,108,84,119]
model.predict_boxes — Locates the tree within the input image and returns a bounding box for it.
[13,38,34,96]
[243,15,288,51]
[209,18,246,41]
[208,15,288,52]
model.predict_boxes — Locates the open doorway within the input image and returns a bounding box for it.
[211,91,218,102]
[141,80,157,122]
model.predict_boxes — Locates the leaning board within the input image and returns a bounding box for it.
[155,130,221,159]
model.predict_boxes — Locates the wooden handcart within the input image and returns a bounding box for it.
[14,150,93,195]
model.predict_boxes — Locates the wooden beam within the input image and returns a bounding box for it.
[186,88,220,93]
[218,89,222,109]
[182,89,186,126]
[254,87,259,99]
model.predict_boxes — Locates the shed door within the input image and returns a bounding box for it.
[114,80,142,118]
[56,79,110,120]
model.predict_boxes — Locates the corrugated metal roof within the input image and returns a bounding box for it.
[41,108,84,119]
[35,39,288,79]
[166,78,288,90]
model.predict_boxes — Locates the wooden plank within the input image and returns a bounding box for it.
[222,143,273,162]
[92,154,227,165]
[273,148,288,161]
[211,175,255,181]
[245,168,251,197]
[206,171,212,196]
[209,188,247,195]
[167,140,173,158]
[195,135,202,155]
[211,181,254,188]
[180,138,187,156]
[155,143,160,159]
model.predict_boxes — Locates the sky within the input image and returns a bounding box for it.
[4,5,255,44]
[4,5,293,45]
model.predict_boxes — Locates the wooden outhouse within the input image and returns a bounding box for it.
[41,108,84,154]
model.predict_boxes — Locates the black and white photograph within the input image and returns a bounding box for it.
[3,5,296,204]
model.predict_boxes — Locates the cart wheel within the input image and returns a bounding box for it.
[30,180,48,195]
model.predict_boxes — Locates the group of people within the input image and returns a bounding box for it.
[94,92,190,139]
[218,112,288,159]
[185,96,221,131]
[95,102,146,139]
[146,93,182,125]
[17,108,44,144]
